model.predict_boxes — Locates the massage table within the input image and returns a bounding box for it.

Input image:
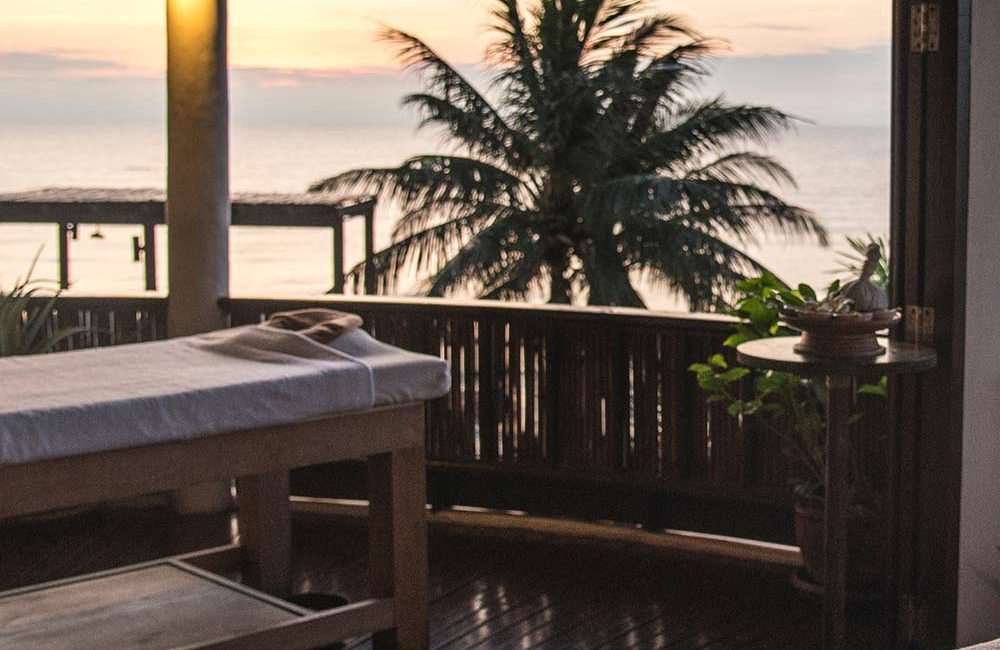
[0,324,450,650]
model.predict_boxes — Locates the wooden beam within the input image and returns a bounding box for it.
[235,471,291,597]
[368,446,429,650]
[187,599,395,650]
[174,544,244,575]
[0,403,425,520]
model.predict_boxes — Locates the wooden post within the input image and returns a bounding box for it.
[368,447,429,650]
[364,205,376,295]
[166,0,232,514]
[824,375,851,650]
[235,470,292,597]
[58,222,72,290]
[333,211,345,294]
[143,223,157,291]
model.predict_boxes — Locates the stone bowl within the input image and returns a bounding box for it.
[782,308,902,359]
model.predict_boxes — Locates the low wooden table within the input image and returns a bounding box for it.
[0,559,392,650]
[737,337,936,650]
[0,404,429,650]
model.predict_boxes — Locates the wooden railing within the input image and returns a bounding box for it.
[44,295,168,348]
[31,294,876,542]
[0,189,376,292]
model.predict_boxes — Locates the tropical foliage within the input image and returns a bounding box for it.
[689,269,886,511]
[311,0,827,310]
[0,253,84,356]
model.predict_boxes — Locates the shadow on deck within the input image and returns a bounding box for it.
[0,507,882,649]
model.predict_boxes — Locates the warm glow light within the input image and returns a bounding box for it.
[168,0,220,47]
[0,1,890,78]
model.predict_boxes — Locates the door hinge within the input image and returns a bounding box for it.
[911,3,940,53]
[905,305,935,344]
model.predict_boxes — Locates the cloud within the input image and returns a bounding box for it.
[0,46,889,128]
[226,63,491,127]
[740,23,815,33]
[701,45,891,127]
[0,50,132,79]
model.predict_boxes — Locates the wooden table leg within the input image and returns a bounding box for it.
[236,470,291,597]
[368,447,429,650]
[824,376,851,650]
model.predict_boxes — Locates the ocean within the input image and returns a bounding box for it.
[0,122,889,310]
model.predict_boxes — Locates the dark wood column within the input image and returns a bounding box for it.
[888,1,970,646]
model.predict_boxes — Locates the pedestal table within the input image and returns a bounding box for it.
[736,337,936,650]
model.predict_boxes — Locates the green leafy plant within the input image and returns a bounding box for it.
[689,271,886,512]
[0,253,86,356]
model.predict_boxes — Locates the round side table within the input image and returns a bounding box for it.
[736,337,936,650]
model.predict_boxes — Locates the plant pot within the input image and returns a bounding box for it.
[794,501,885,591]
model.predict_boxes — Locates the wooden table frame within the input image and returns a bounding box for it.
[737,337,936,650]
[0,402,429,650]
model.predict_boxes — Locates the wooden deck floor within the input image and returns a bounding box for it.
[0,506,883,649]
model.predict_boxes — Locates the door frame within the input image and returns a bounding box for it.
[889,0,970,646]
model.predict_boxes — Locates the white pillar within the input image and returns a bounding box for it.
[166,0,232,514]
[167,0,230,336]
[958,0,1000,643]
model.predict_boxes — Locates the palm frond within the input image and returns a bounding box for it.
[684,152,796,188]
[480,247,547,300]
[425,216,537,297]
[673,177,828,245]
[347,204,537,294]
[645,99,797,170]
[310,155,527,208]
[627,220,771,310]
[488,0,543,101]
[382,28,532,168]
[590,12,698,58]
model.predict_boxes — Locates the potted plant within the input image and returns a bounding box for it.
[689,261,889,592]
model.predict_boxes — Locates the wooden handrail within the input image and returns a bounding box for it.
[220,295,737,331]
[0,190,376,292]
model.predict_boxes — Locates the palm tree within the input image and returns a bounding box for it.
[310,0,828,310]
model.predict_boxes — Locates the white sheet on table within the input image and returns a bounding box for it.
[0,325,448,465]
[329,329,451,406]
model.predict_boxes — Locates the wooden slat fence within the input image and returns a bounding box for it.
[22,295,889,542]
[223,296,800,540]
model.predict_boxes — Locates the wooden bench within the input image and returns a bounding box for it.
[0,404,429,650]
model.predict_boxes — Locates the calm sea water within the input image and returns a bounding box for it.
[0,122,888,310]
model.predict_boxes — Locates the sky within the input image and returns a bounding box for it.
[0,0,892,127]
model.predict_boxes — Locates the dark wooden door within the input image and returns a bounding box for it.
[889,1,970,647]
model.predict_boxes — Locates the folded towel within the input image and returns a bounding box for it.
[264,308,363,344]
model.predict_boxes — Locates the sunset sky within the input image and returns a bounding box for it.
[0,1,892,127]
[1,0,890,72]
